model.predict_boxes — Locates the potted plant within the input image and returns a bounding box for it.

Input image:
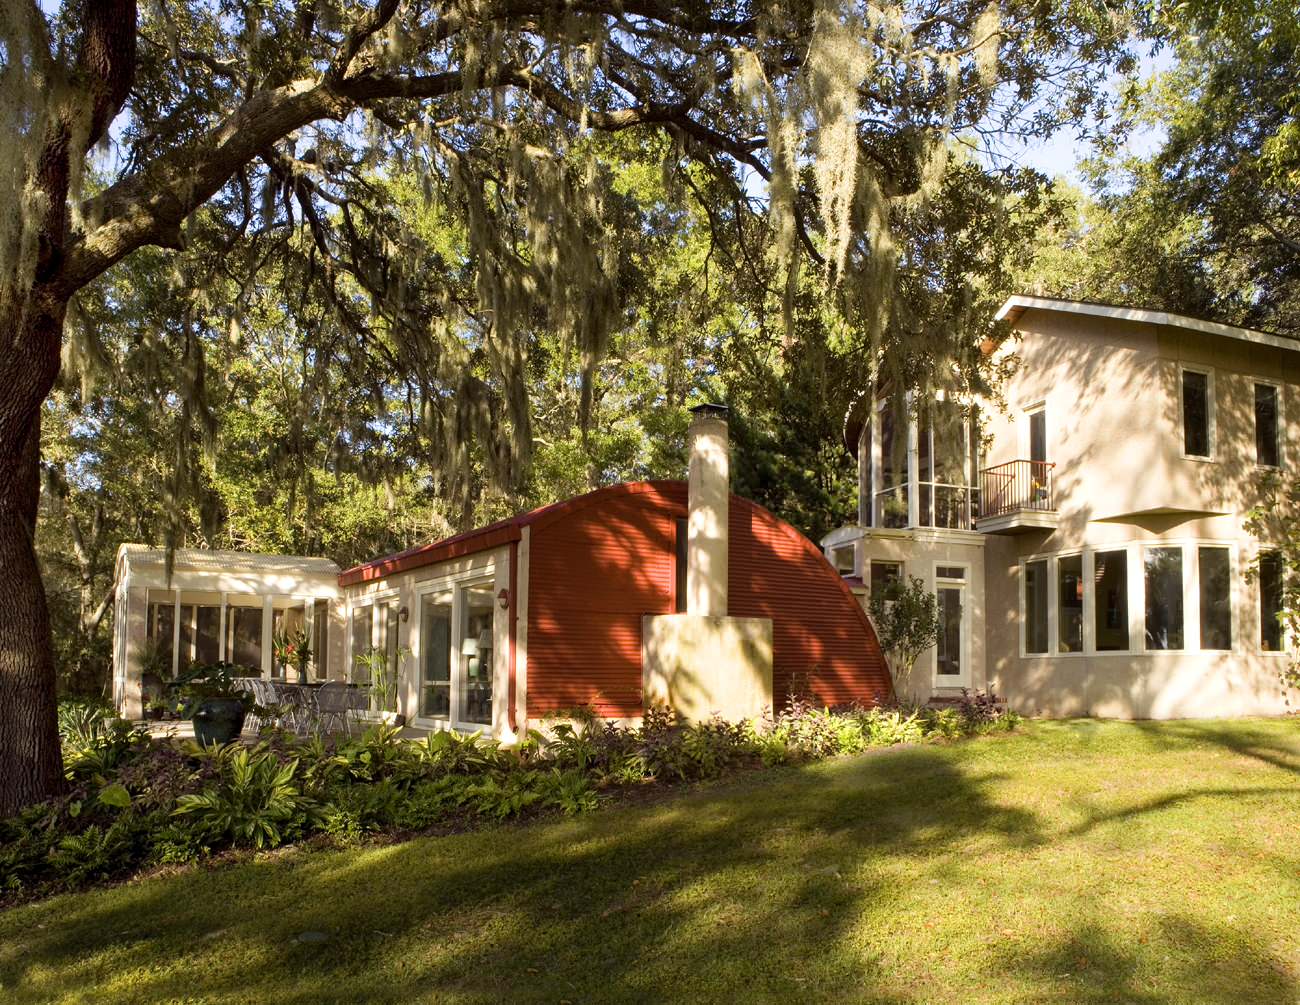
[355,645,410,727]
[144,699,166,722]
[171,661,254,745]
[271,628,313,683]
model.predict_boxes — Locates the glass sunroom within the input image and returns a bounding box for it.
[860,395,982,531]
[111,544,344,718]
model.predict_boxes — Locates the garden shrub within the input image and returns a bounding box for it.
[2,691,1019,905]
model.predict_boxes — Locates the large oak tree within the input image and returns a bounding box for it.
[1,0,1130,814]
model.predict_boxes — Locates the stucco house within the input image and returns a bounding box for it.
[113,405,891,735]
[822,295,1300,719]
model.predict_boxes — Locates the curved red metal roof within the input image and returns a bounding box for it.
[336,481,685,587]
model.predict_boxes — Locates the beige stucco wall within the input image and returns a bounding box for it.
[833,528,988,703]
[642,613,774,720]
[342,543,521,741]
[984,309,1300,526]
[981,308,1300,718]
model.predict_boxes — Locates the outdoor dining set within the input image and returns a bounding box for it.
[233,678,372,736]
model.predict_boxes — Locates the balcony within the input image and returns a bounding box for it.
[976,460,1058,534]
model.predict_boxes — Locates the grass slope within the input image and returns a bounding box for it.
[2,720,1298,1004]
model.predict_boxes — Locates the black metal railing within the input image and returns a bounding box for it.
[978,460,1055,519]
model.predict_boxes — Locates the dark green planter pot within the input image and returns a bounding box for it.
[192,698,247,746]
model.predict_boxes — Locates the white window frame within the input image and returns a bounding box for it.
[1053,551,1086,656]
[1085,547,1138,657]
[1255,545,1288,656]
[1018,541,1241,658]
[1023,401,1047,462]
[1019,555,1052,658]
[411,568,497,733]
[1254,380,1283,469]
[1178,365,1216,461]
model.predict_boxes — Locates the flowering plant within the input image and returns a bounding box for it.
[271,628,313,680]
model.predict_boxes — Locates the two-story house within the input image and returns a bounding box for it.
[823,295,1300,719]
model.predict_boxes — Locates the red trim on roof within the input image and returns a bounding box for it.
[337,481,687,588]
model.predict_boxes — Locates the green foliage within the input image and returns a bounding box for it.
[3,695,1017,904]
[1244,470,1300,696]
[173,749,315,850]
[868,576,942,700]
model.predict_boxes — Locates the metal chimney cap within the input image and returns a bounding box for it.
[689,402,730,421]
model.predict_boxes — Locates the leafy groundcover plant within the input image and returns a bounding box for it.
[1,693,1019,905]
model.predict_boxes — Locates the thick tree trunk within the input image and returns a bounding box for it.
[0,302,67,816]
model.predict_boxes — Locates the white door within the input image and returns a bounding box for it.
[935,566,969,687]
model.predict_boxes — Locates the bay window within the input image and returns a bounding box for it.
[1198,547,1232,651]
[1093,550,1129,652]
[1057,554,1083,653]
[1024,559,1049,655]
[1144,547,1185,650]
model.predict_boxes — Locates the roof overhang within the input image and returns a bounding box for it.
[995,295,1299,354]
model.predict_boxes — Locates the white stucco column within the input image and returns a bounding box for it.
[687,403,730,617]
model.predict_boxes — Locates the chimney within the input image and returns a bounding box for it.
[687,403,730,616]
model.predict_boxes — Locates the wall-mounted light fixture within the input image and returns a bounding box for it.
[496,588,510,610]
[399,605,410,622]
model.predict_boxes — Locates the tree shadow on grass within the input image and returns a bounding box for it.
[0,746,1045,1005]
[1128,719,1300,774]
[996,915,1296,1005]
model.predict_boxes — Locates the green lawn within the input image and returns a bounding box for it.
[2,719,1298,1004]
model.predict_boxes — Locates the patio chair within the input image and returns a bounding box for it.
[346,685,372,733]
[249,678,280,732]
[236,678,262,732]
[314,682,352,737]
[270,682,306,733]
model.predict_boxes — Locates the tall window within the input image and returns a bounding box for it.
[1182,370,1211,458]
[420,596,452,718]
[1255,384,1280,468]
[312,599,330,679]
[1198,547,1232,651]
[1028,408,1047,463]
[350,603,373,682]
[226,605,264,670]
[918,403,975,529]
[1260,551,1284,652]
[460,586,495,726]
[1145,547,1185,650]
[1094,550,1129,651]
[876,403,908,528]
[194,606,221,665]
[1024,559,1049,654]
[146,601,176,674]
[1057,555,1083,653]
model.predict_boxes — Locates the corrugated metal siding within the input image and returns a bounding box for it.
[526,481,890,719]
[728,499,892,708]
[527,489,680,718]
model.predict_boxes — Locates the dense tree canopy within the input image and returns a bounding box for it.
[2,0,1141,812]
